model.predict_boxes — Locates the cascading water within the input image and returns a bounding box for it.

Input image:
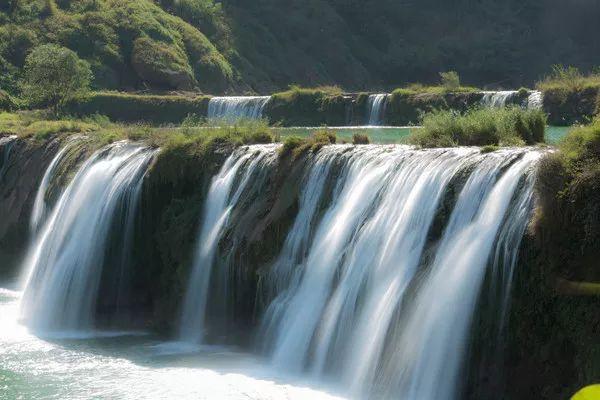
[365,94,389,126]
[248,145,542,399]
[527,90,544,110]
[480,91,519,108]
[20,142,156,334]
[207,96,271,122]
[179,145,278,344]
[0,135,16,181]
[29,140,77,232]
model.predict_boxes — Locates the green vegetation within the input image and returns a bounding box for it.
[0,90,15,110]
[439,71,461,92]
[537,65,600,93]
[0,0,231,95]
[408,107,546,148]
[534,118,600,282]
[279,129,336,159]
[391,82,478,97]
[0,111,274,151]
[1,1,599,95]
[537,66,600,125]
[559,119,600,171]
[266,86,349,126]
[352,133,370,145]
[22,44,92,115]
[65,91,210,124]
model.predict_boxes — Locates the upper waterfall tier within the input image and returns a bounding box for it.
[208,96,271,122]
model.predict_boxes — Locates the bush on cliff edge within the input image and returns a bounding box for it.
[408,107,546,148]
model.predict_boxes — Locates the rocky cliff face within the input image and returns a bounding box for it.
[0,136,58,278]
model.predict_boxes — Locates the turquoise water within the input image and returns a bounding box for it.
[545,126,571,145]
[272,126,570,145]
[0,286,345,400]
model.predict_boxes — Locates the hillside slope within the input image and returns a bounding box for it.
[1,0,599,94]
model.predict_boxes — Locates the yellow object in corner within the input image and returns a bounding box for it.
[572,385,600,400]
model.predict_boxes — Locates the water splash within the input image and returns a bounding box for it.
[208,96,271,122]
[20,142,156,334]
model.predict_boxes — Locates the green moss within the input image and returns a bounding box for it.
[265,85,348,126]
[65,91,211,124]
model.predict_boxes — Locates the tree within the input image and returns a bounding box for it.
[22,44,92,115]
[439,71,460,91]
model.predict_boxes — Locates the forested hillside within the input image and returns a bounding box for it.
[1,0,599,94]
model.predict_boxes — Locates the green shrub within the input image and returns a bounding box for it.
[537,65,600,92]
[22,44,92,115]
[279,135,305,157]
[480,144,498,153]
[518,87,530,97]
[559,118,600,172]
[352,133,370,144]
[409,107,546,148]
[279,130,337,159]
[440,71,460,92]
[0,90,15,111]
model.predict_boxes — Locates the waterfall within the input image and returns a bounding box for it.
[20,142,156,334]
[527,90,543,110]
[30,141,77,232]
[207,96,271,122]
[365,94,389,126]
[0,135,16,181]
[249,145,542,398]
[481,91,519,108]
[179,145,278,344]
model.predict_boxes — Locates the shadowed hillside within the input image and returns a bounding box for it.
[1,0,599,93]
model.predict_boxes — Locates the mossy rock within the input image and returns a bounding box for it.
[543,87,599,126]
[387,92,447,125]
[65,92,210,124]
